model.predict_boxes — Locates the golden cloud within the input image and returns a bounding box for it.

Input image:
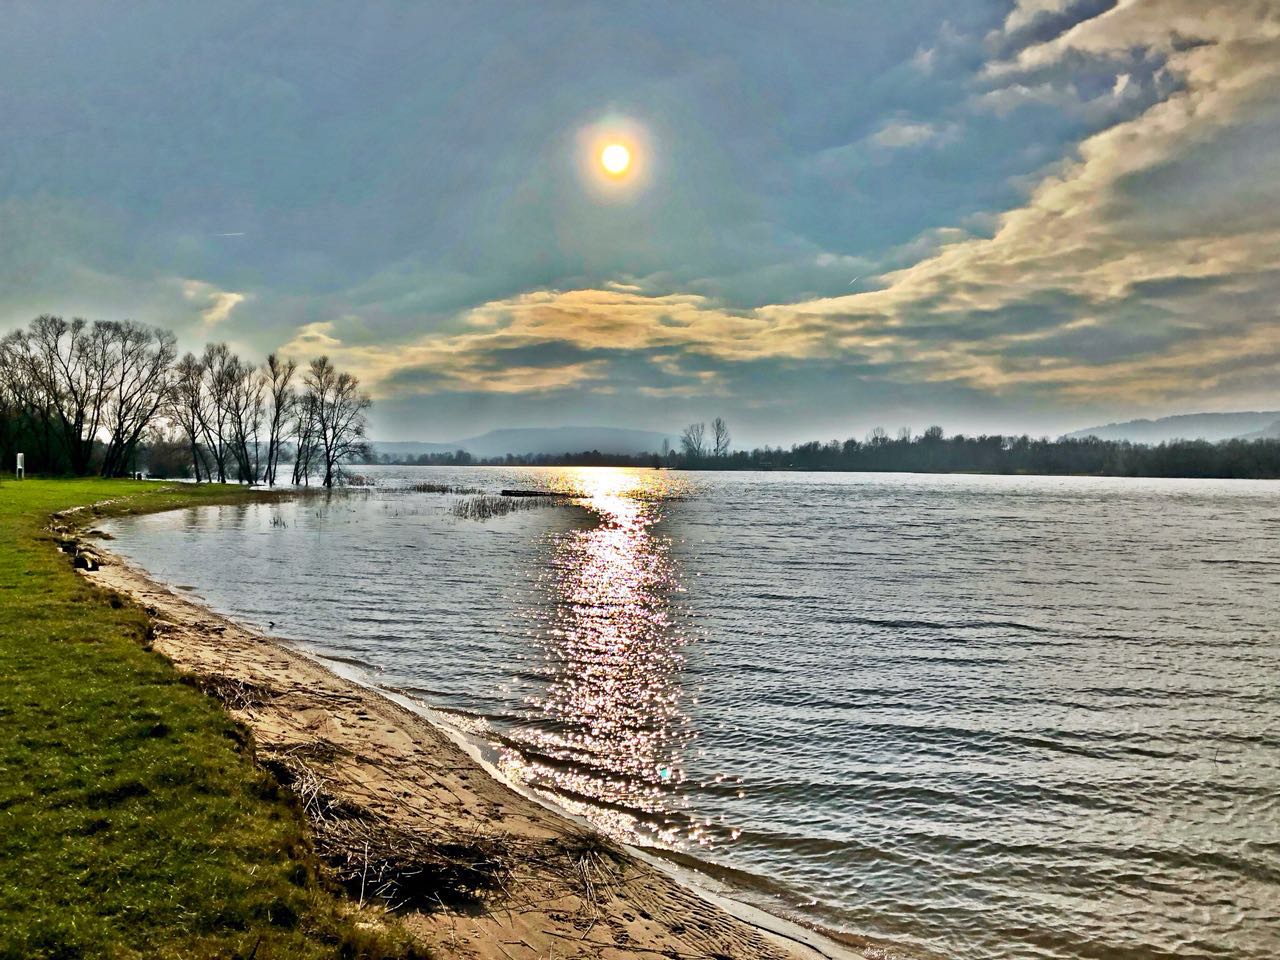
[182,279,246,327]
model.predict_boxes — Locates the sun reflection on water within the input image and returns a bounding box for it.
[498,468,704,846]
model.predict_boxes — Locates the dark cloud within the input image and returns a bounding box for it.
[989,0,1119,59]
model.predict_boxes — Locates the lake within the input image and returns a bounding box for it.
[102,467,1280,959]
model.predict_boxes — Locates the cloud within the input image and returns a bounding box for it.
[284,320,343,351]
[284,2,1280,416]
[278,316,613,397]
[3,2,1278,437]
[781,1,1280,405]
[275,291,788,393]
[1003,0,1081,35]
[971,80,1086,116]
[871,118,957,149]
[182,279,246,327]
[993,0,1120,55]
[910,45,936,75]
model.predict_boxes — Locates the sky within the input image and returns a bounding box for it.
[2,1,1278,445]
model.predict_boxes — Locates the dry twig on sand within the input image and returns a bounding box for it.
[261,750,513,911]
[189,673,279,712]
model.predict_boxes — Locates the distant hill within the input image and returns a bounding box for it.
[1065,411,1280,443]
[1240,419,1280,440]
[374,426,677,459]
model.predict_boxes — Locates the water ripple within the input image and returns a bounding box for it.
[102,467,1280,959]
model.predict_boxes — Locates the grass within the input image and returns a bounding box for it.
[450,494,566,521]
[0,477,425,960]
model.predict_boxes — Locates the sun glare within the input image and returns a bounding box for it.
[601,143,630,175]
[578,118,648,197]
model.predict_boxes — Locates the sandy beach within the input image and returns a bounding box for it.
[72,526,889,960]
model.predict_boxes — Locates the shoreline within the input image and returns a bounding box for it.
[315,654,886,960]
[75,523,897,959]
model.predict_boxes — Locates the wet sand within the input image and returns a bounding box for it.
[76,536,891,960]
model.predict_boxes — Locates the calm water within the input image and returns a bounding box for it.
[103,468,1280,959]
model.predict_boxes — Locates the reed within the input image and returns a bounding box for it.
[450,494,564,520]
[409,482,483,495]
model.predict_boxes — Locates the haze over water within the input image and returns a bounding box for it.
[104,467,1280,959]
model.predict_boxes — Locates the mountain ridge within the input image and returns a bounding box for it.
[1065,411,1280,443]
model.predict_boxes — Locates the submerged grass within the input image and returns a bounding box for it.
[450,494,565,520]
[0,477,425,960]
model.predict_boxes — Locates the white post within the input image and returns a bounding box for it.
[16,453,24,480]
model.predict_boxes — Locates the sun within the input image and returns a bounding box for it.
[577,118,649,197]
[601,143,630,176]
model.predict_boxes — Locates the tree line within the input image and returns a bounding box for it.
[372,420,1280,479]
[674,422,1280,478]
[0,315,371,486]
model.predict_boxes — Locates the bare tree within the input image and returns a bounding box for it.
[143,424,194,479]
[291,392,320,486]
[170,352,209,482]
[711,416,731,458]
[680,421,707,460]
[4,316,111,474]
[0,336,23,468]
[195,343,238,483]
[98,321,177,477]
[262,353,297,486]
[226,357,265,483]
[0,330,58,470]
[0,315,374,484]
[302,356,371,487]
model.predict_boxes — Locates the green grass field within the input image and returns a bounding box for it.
[0,478,422,960]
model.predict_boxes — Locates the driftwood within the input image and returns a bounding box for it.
[262,750,511,911]
[72,550,102,571]
[50,529,105,571]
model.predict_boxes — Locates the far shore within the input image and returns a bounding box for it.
[69,497,898,960]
